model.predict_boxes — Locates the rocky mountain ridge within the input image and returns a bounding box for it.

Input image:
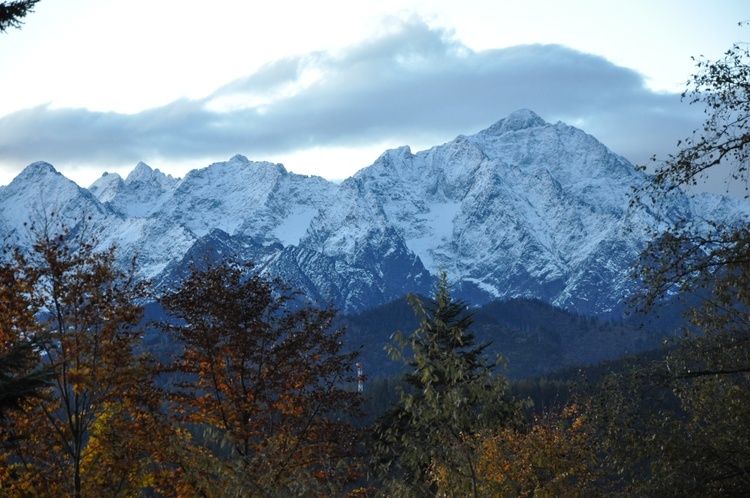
[2,109,747,317]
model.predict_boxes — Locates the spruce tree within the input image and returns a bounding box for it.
[371,273,523,497]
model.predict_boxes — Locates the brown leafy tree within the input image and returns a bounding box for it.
[0,250,54,418]
[77,364,209,497]
[159,258,365,496]
[430,404,599,497]
[0,220,171,497]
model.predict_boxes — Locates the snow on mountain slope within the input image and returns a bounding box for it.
[0,161,197,278]
[89,154,337,244]
[0,161,110,246]
[153,227,431,313]
[151,154,337,241]
[106,217,196,279]
[688,191,750,230]
[271,206,320,246]
[88,171,125,204]
[89,162,178,217]
[85,155,343,282]
[2,110,747,316]
[299,109,726,315]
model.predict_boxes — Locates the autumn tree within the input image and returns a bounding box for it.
[0,219,172,497]
[371,273,525,497]
[0,0,40,33]
[601,28,750,495]
[430,404,599,497]
[76,361,208,497]
[0,251,55,418]
[158,257,365,496]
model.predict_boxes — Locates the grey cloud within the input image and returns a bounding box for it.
[0,18,703,175]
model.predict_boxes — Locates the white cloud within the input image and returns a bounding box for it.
[0,19,705,186]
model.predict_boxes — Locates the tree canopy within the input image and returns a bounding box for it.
[159,257,366,496]
[0,0,40,33]
[0,218,183,496]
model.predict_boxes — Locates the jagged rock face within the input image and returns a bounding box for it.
[0,161,111,247]
[89,162,178,217]
[90,155,337,243]
[301,109,660,315]
[1,156,430,312]
[0,161,197,278]
[2,110,747,316]
[153,228,431,313]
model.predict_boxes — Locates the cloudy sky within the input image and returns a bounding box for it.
[0,1,746,190]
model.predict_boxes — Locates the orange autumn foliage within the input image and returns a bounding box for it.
[0,220,186,497]
[430,404,599,497]
[159,258,366,496]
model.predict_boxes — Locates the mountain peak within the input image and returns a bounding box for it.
[18,161,59,179]
[9,162,67,189]
[124,161,177,189]
[126,161,154,183]
[223,155,288,174]
[91,170,124,187]
[481,109,547,136]
[373,145,413,165]
[229,154,250,164]
[88,171,125,202]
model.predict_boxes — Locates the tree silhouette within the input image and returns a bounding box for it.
[0,1,40,33]
[608,28,750,496]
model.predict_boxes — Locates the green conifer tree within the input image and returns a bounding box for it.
[371,273,523,497]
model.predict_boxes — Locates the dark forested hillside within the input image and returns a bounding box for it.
[338,296,671,380]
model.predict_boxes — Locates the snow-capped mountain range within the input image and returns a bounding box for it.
[2,109,747,317]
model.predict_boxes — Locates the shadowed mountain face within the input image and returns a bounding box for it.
[2,110,747,316]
